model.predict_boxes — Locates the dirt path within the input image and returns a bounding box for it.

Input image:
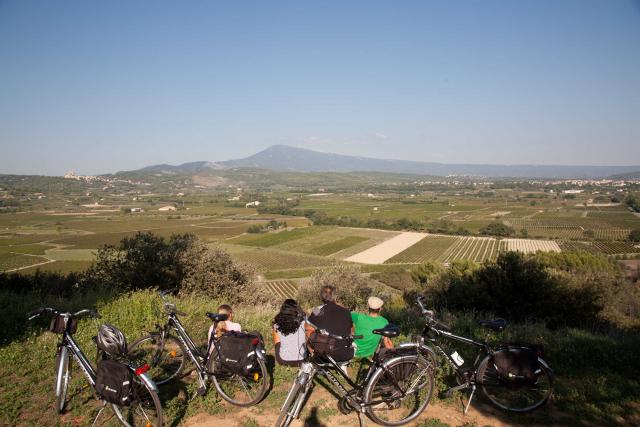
[183,384,548,427]
[345,232,427,264]
[4,252,56,272]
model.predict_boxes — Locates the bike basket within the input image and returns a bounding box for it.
[49,315,77,334]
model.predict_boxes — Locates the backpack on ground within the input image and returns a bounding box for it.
[211,331,260,375]
[95,359,134,406]
[491,346,541,387]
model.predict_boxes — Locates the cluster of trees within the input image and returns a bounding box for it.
[479,221,515,237]
[0,232,258,303]
[247,220,287,233]
[626,193,640,213]
[410,251,640,329]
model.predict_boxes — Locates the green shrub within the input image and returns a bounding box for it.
[297,263,396,310]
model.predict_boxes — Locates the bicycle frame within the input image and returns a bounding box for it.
[59,330,97,387]
[59,323,159,396]
[421,325,490,378]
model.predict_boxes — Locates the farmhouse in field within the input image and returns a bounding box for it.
[245,201,261,207]
[158,205,176,211]
[130,207,144,213]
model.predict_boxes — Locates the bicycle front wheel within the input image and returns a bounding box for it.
[55,346,72,413]
[212,357,269,407]
[111,374,163,427]
[477,355,553,412]
[128,334,186,385]
[363,355,434,426]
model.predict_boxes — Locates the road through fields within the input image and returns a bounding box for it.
[345,232,427,264]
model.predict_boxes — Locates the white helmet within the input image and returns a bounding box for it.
[96,323,128,356]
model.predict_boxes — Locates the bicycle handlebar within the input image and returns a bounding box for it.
[415,297,450,331]
[27,307,100,321]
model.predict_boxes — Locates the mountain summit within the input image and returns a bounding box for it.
[133,145,640,179]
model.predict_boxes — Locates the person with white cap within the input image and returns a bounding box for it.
[351,296,393,358]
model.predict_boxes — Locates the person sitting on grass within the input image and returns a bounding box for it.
[351,296,393,359]
[208,304,242,344]
[272,299,307,367]
[306,285,355,363]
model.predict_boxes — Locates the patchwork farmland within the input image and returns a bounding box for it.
[264,280,298,299]
[503,238,561,253]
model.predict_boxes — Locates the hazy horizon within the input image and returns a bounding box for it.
[1,1,640,175]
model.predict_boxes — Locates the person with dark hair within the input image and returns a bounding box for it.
[306,285,354,362]
[272,299,306,366]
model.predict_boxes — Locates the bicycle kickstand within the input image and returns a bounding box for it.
[91,402,107,427]
[463,385,476,415]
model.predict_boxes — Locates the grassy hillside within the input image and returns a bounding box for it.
[1,286,639,426]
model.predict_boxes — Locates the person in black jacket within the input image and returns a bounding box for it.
[306,285,354,362]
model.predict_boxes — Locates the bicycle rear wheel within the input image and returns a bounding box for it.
[212,357,269,407]
[128,334,186,385]
[111,374,163,427]
[363,355,434,426]
[55,346,71,413]
[477,355,553,412]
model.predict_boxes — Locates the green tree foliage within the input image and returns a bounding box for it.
[86,232,195,291]
[421,252,623,327]
[625,193,640,212]
[629,228,640,243]
[297,263,395,310]
[178,242,254,300]
[479,221,515,237]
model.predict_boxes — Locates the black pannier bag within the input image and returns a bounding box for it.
[95,359,133,406]
[492,346,541,386]
[308,330,354,361]
[211,331,260,375]
[49,315,77,334]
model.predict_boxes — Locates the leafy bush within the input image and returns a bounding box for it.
[297,263,396,310]
[85,232,196,291]
[629,228,640,243]
[479,221,515,237]
[179,242,255,302]
[420,252,633,328]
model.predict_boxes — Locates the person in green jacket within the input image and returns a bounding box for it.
[351,296,393,358]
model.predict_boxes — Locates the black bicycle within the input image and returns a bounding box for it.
[127,289,269,406]
[27,307,163,426]
[414,296,554,414]
[275,321,435,427]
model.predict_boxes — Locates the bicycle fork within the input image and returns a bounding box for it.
[284,363,316,420]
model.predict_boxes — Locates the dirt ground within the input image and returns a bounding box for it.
[183,385,566,427]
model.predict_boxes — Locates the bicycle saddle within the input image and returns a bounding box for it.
[372,324,400,338]
[206,312,228,322]
[478,318,507,331]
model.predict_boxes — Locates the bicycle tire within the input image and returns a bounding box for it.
[363,354,434,426]
[275,380,304,427]
[477,354,554,413]
[55,346,71,414]
[212,356,269,407]
[128,334,186,385]
[111,374,164,427]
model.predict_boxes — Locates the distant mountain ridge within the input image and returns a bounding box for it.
[132,145,640,179]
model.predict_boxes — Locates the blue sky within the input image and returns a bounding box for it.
[1,0,639,175]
